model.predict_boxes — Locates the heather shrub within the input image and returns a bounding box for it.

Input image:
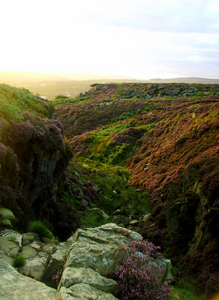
[7,121,35,144]
[112,240,170,300]
[52,119,64,133]
[0,142,7,160]
[43,121,65,151]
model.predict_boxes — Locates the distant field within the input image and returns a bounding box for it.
[19,77,219,100]
[15,80,100,100]
[0,71,135,100]
[0,71,218,100]
[14,80,137,100]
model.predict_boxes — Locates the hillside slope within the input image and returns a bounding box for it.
[54,82,219,295]
[0,84,83,239]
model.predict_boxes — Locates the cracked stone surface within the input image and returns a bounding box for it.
[0,259,57,300]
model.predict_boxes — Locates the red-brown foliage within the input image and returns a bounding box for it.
[54,82,219,293]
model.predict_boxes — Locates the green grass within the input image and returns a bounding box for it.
[170,286,206,300]
[96,121,131,138]
[13,255,26,268]
[108,110,142,124]
[76,161,152,216]
[81,121,155,165]
[66,161,151,228]
[28,220,51,240]
[81,210,108,228]
[0,84,52,120]
[52,95,91,105]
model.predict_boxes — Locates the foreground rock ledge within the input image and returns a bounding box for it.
[57,223,143,299]
[0,223,172,299]
[0,259,56,300]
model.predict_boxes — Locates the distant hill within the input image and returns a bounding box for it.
[0,71,218,99]
[0,71,134,84]
[146,77,219,84]
[0,71,135,100]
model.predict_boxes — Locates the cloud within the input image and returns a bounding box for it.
[88,0,219,34]
[0,0,218,79]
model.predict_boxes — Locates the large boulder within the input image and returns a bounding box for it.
[0,224,173,300]
[0,229,22,265]
[60,267,117,294]
[59,283,118,300]
[43,241,72,288]
[0,259,56,300]
[65,223,143,276]
[19,240,54,281]
[58,223,143,299]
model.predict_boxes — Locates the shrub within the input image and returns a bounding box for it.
[13,255,26,268]
[7,121,35,144]
[112,240,170,300]
[28,220,50,240]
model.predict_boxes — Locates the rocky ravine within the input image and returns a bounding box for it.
[0,223,172,300]
[54,82,219,295]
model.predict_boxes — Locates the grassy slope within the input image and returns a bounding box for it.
[0,83,53,120]
[53,82,219,298]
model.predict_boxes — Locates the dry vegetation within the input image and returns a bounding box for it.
[53,82,219,297]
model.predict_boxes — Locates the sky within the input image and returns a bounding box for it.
[0,0,219,80]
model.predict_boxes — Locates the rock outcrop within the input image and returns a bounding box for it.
[58,223,143,299]
[0,84,81,239]
[0,259,56,300]
[0,223,172,299]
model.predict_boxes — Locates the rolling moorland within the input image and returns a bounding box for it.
[53,82,219,298]
[1,80,219,299]
[1,71,219,100]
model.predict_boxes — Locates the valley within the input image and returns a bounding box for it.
[1,80,219,299]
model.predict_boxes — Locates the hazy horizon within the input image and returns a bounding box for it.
[1,70,218,101]
[1,0,219,80]
[1,70,219,83]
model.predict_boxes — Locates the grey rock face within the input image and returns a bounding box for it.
[60,267,117,294]
[59,283,118,300]
[0,223,172,299]
[0,259,56,300]
[58,223,143,299]
[19,240,54,281]
[43,241,71,288]
[0,230,22,265]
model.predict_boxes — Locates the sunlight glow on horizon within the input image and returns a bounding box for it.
[0,0,218,80]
